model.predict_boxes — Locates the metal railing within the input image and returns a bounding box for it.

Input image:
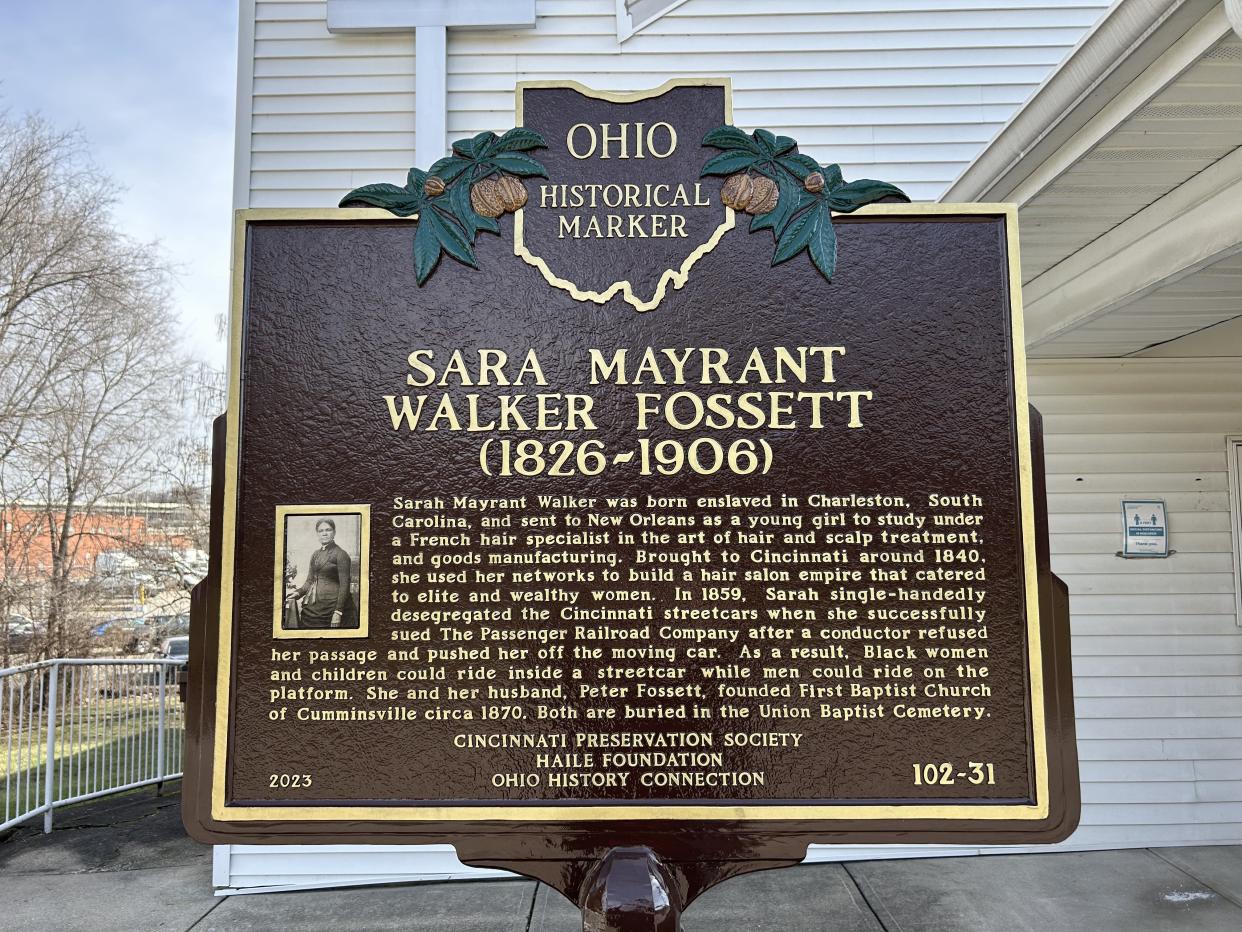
[1,658,185,834]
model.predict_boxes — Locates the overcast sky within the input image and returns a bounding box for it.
[0,0,236,365]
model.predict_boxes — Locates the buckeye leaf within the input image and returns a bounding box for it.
[338,183,422,215]
[822,164,845,191]
[772,135,799,156]
[471,131,499,157]
[486,152,547,177]
[451,132,490,159]
[412,218,443,285]
[777,152,821,180]
[807,209,838,280]
[702,125,756,151]
[828,179,910,212]
[386,201,424,218]
[700,149,759,176]
[406,167,428,193]
[425,207,477,267]
[771,203,818,266]
[494,127,546,152]
[429,155,472,183]
[752,128,796,156]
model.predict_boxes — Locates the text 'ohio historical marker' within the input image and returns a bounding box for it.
[184,78,1078,923]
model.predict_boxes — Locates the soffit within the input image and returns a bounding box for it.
[1019,34,1242,283]
[1029,249,1242,357]
[940,2,1242,357]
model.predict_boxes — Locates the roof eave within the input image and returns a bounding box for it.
[941,0,1225,203]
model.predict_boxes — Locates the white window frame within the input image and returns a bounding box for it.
[1228,436,1242,627]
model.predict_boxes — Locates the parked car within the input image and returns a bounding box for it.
[4,615,44,653]
[157,635,190,674]
[151,613,190,639]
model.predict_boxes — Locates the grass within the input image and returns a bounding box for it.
[1,691,184,825]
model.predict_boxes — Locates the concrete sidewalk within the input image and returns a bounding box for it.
[2,791,1241,931]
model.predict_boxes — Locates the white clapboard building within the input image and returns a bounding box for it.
[216,0,1242,893]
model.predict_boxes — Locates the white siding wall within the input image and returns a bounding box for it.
[249,0,416,208]
[1027,358,1242,848]
[215,358,1242,890]
[243,0,1110,207]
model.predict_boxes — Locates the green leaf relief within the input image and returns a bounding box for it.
[807,211,838,280]
[412,219,442,285]
[701,125,756,151]
[412,210,477,285]
[343,125,546,285]
[700,123,909,283]
[430,156,472,183]
[486,151,548,177]
[752,128,778,154]
[424,208,477,267]
[338,183,422,216]
[453,131,498,160]
[406,167,428,192]
[771,135,799,156]
[771,205,819,266]
[752,128,797,157]
[493,127,546,152]
[777,152,821,180]
[701,149,760,176]
[827,179,912,212]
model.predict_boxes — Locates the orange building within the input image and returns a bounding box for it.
[1,502,189,582]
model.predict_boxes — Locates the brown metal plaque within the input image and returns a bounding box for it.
[184,80,1078,893]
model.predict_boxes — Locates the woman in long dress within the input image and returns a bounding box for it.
[285,518,355,629]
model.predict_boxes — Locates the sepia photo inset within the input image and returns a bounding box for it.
[273,505,370,639]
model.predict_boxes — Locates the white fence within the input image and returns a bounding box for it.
[1,658,185,834]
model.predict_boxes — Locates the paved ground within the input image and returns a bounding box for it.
[2,790,1241,931]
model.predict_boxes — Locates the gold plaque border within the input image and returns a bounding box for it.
[512,78,737,313]
[271,504,372,640]
[211,203,1049,823]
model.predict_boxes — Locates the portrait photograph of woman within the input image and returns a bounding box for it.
[273,505,370,639]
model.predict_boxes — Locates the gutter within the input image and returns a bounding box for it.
[941,0,1223,203]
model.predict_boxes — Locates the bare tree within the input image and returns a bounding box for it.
[156,360,224,554]
[27,272,184,656]
[104,361,223,609]
[0,111,192,659]
[0,113,162,469]
[0,470,43,666]
[0,113,157,344]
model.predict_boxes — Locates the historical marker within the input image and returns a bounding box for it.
[184,78,1078,928]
